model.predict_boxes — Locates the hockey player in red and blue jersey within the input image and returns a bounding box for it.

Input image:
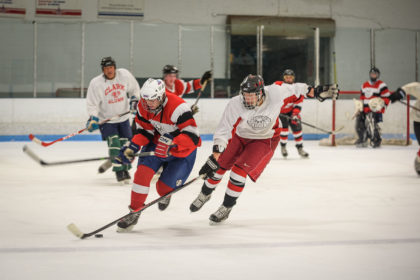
[355,67,391,148]
[162,65,212,114]
[114,78,201,232]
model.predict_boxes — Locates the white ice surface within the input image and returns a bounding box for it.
[0,141,419,280]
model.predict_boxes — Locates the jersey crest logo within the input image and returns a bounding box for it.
[247,115,271,130]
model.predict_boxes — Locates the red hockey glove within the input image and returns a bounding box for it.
[155,135,173,158]
[291,114,301,125]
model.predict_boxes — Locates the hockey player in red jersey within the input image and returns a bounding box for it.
[114,78,201,232]
[162,65,212,114]
[355,67,391,148]
[190,74,339,223]
[276,69,309,158]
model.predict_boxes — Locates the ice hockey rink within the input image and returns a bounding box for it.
[0,140,419,280]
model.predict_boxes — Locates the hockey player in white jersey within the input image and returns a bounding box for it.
[190,74,339,223]
[86,57,140,183]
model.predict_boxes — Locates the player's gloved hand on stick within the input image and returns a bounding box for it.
[86,116,99,132]
[130,96,139,114]
[390,88,406,103]
[199,154,220,179]
[155,135,173,158]
[115,142,140,165]
[191,104,199,115]
[314,84,339,102]
[200,70,212,85]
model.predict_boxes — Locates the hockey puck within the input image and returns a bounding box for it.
[94,234,103,238]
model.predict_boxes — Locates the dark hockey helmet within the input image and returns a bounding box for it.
[282,69,295,84]
[100,56,116,69]
[239,74,265,110]
[369,67,380,81]
[162,65,179,76]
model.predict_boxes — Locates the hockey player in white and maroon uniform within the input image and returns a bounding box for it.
[114,78,201,232]
[162,65,212,114]
[386,83,420,175]
[355,67,391,148]
[276,69,309,158]
[86,57,140,183]
[190,75,338,223]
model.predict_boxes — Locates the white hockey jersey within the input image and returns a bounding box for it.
[213,82,310,149]
[86,68,140,123]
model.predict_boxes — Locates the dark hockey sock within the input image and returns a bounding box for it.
[201,168,226,195]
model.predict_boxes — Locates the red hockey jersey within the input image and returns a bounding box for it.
[360,80,391,113]
[275,81,305,115]
[132,92,201,157]
[165,78,202,98]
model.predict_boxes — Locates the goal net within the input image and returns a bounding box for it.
[319,91,412,146]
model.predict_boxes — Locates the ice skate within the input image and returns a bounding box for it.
[280,145,288,158]
[115,170,125,184]
[122,170,131,184]
[209,205,232,224]
[158,195,171,211]
[190,192,211,212]
[415,156,420,176]
[355,139,368,148]
[117,207,141,232]
[297,146,309,158]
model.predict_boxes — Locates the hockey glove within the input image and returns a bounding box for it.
[199,155,220,179]
[155,135,173,158]
[200,70,212,85]
[115,142,140,165]
[191,104,199,115]
[129,96,139,114]
[314,84,339,102]
[86,116,99,132]
[390,88,406,103]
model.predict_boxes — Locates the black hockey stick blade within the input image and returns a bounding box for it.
[23,145,154,167]
[67,175,204,239]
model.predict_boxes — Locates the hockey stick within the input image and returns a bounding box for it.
[192,80,208,107]
[398,100,420,112]
[279,113,344,135]
[28,111,131,147]
[23,145,154,166]
[67,175,204,239]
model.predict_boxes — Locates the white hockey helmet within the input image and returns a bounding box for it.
[140,78,166,113]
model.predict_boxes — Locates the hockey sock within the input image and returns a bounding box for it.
[202,168,226,195]
[417,149,420,158]
[223,165,247,208]
[130,165,155,210]
[119,137,131,171]
[107,134,124,172]
[293,131,303,146]
[280,128,288,146]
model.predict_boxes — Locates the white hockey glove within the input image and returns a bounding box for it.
[368,97,385,112]
[314,84,339,102]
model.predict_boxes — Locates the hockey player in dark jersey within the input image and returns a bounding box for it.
[114,78,201,232]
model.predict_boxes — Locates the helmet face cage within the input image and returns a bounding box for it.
[162,65,179,77]
[369,67,380,81]
[140,79,166,114]
[239,74,265,110]
[283,69,295,84]
[100,57,116,69]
